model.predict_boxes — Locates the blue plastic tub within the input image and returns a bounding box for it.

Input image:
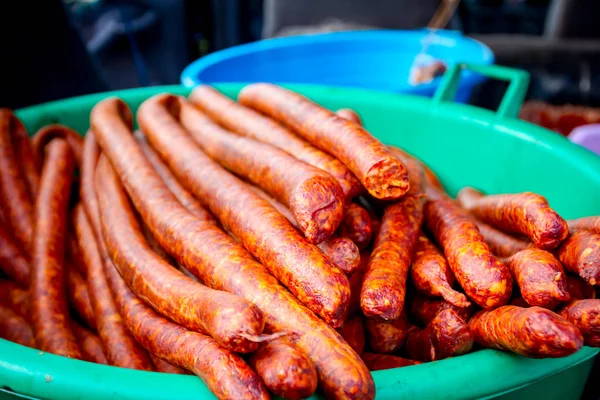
[181,29,494,101]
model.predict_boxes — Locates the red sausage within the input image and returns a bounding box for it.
[348,253,371,316]
[556,230,600,285]
[457,187,568,250]
[135,94,351,327]
[338,203,373,251]
[239,83,410,200]
[0,224,30,287]
[80,133,102,232]
[567,216,600,235]
[178,100,345,244]
[188,85,362,199]
[0,304,35,347]
[409,293,475,326]
[365,313,410,353]
[336,315,366,356]
[565,275,596,300]
[72,323,108,365]
[30,139,81,358]
[150,354,189,374]
[472,219,530,258]
[31,124,83,166]
[361,353,420,371]
[335,108,363,126]
[0,280,30,321]
[558,299,600,347]
[66,267,97,331]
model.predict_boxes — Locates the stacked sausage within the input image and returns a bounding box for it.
[0,84,599,400]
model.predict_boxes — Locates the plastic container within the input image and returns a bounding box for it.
[3,64,599,400]
[180,29,494,102]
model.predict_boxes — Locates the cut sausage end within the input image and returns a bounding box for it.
[364,158,410,200]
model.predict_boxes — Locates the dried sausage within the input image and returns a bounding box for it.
[96,156,265,353]
[410,234,471,307]
[0,224,30,287]
[335,108,362,125]
[0,280,30,321]
[502,248,570,308]
[32,124,83,166]
[336,315,365,356]
[0,304,35,347]
[556,230,600,285]
[90,97,374,400]
[348,253,370,316]
[361,353,420,371]
[66,267,97,331]
[339,203,373,251]
[247,338,318,400]
[80,133,102,231]
[472,219,530,258]
[134,94,351,327]
[424,197,513,309]
[558,299,600,347]
[239,83,410,200]
[72,323,108,365]
[567,216,600,234]
[30,138,81,358]
[365,313,410,353]
[150,354,188,374]
[469,305,583,357]
[457,187,568,250]
[409,294,474,326]
[188,85,362,199]
[565,275,596,300]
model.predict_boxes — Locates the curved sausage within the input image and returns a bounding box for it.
[188,85,362,199]
[410,234,471,308]
[247,338,318,400]
[501,248,570,308]
[335,108,363,126]
[134,94,351,327]
[361,353,420,371]
[80,133,102,231]
[150,354,189,374]
[0,224,30,287]
[67,231,88,277]
[239,83,410,200]
[469,305,583,357]
[104,254,270,400]
[72,323,108,365]
[348,253,371,316]
[96,156,265,353]
[179,100,345,244]
[556,230,600,285]
[558,299,600,347]
[567,216,600,234]
[0,304,35,347]
[336,315,365,356]
[409,293,475,326]
[30,138,81,358]
[457,187,568,250]
[32,124,83,166]
[74,204,154,369]
[365,314,410,353]
[424,197,513,309]
[565,275,596,300]
[472,219,530,258]
[0,280,30,321]
[90,97,374,400]
[66,267,97,331]
[339,203,372,251]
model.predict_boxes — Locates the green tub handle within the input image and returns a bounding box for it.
[432,63,530,119]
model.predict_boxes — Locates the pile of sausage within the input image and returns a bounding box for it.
[0,84,599,400]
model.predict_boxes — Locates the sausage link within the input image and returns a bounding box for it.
[501,248,570,308]
[567,216,600,234]
[469,305,583,357]
[74,203,154,369]
[509,296,530,308]
[365,314,410,353]
[409,293,475,326]
[32,124,83,166]
[339,203,372,251]
[67,231,88,277]
[81,133,102,231]
[179,100,345,244]
[457,187,568,250]
[150,354,189,374]
[239,83,410,200]
[472,219,530,258]
[134,94,351,327]
[104,253,270,400]
[30,139,81,358]
[556,230,600,285]
[247,338,318,400]
[424,197,513,309]
[405,309,474,361]
[0,280,30,321]
[188,85,362,199]
[360,195,424,320]
[66,267,97,331]
[336,315,366,356]
[0,224,30,287]
[90,97,374,400]
[410,234,471,308]
[72,323,108,364]
[558,299,600,347]
[0,304,35,347]
[335,108,363,125]
[141,222,175,264]
[0,109,34,251]
[348,253,371,316]
[96,156,265,353]
[361,353,421,371]
[565,275,596,300]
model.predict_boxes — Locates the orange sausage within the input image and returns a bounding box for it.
[247,338,318,400]
[410,234,470,308]
[66,267,97,331]
[457,187,568,250]
[361,353,421,371]
[135,94,351,327]
[335,108,363,125]
[567,216,600,234]
[365,313,411,353]
[0,224,30,287]
[556,230,600,285]
[469,305,583,357]
[90,97,374,399]
[502,248,570,308]
[558,299,600,347]
[472,219,530,258]
[31,124,83,166]
[0,303,35,347]
[424,197,513,309]
[239,83,410,200]
[0,280,30,321]
[72,323,108,365]
[150,354,189,374]
[338,203,373,251]
[96,156,266,353]
[80,133,102,232]
[30,138,81,358]
[565,275,596,300]
[409,294,475,326]
[179,100,345,244]
[336,315,366,356]
[348,253,370,316]
[188,85,362,199]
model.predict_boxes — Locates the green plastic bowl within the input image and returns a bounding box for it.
[2,64,599,400]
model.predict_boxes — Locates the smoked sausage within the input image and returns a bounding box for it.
[0,224,30,287]
[409,294,474,326]
[558,299,600,347]
[338,203,373,251]
[365,314,410,353]
[556,230,600,285]
[0,280,30,321]
[0,304,35,348]
[361,353,420,371]
[72,323,108,364]
[565,275,596,300]
[238,83,410,200]
[336,315,366,356]
[31,124,83,166]
[80,133,102,230]
[472,219,530,258]
[150,354,188,374]
[567,216,600,234]
[66,267,97,331]
[335,108,362,125]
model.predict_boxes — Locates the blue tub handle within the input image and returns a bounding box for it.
[432,63,530,119]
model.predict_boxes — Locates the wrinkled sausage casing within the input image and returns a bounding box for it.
[425,197,513,309]
[469,305,583,358]
[473,219,530,258]
[365,313,410,354]
[238,83,410,200]
[556,230,600,286]
[558,299,600,347]
[457,187,568,250]
[361,353,421,371]
[339,203,373,251]
[409,294,475,326]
